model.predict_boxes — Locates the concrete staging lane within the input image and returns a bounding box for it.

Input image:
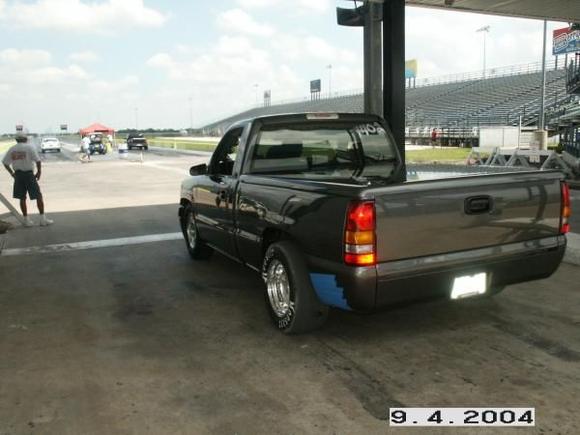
[0,150,580,434]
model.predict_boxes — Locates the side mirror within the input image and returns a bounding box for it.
[190,164,208,176]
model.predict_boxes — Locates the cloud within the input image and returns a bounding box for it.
[0,46,141,132]
[0,48,52,67]
[405,8,558,78]
[147,35,296,112]
[236,0,331,14]
[69,51,100,63]
[1,0,167,34]
[145,31,362,126]
[271,34,358,64]
[217,8,274,37]
[0,49,89,85]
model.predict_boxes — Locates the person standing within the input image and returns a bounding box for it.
[2,131,54,227]
[431,128,438,148]
[80,135,91,162]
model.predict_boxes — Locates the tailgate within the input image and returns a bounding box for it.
[370,171,564,263]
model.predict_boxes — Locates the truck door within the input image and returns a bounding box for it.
[194,126,246,257]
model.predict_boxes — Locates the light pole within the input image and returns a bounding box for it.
[188,96,193,132]
[326,64,333,98]
[253,83,259,105]
[476,25,490,78]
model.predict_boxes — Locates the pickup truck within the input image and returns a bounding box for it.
[179,113,570,334]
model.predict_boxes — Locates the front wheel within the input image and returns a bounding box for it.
[182,205,213,260]
[262,241,328,334]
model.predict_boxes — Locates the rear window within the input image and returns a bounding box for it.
[249,121,399,181]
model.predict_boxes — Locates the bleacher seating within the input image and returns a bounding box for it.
[203,66,568,136]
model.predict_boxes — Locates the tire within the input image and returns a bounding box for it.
[41,149,45,153]
[128,146,132,150]
[262,241,328,334]
[144,146,149,151]
[182,205,213,260]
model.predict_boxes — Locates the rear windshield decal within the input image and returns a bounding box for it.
[353,122,386,136]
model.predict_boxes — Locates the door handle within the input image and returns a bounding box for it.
[464,195,493,215]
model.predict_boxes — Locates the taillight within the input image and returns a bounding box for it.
[344,201,376,266]
[560,181,571,234]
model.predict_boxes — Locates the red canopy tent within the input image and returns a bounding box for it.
[79,123,115,137]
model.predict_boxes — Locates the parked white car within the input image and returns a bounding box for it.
[40,137,61,153]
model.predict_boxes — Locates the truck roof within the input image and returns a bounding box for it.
[229,112,383,129]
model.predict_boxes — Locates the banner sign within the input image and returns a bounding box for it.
[15,125,23,132]
[310,79,321,93]
[60,124,68,131]
[553,26,580,55]
[263,90,271,99]
[405,59,418,79]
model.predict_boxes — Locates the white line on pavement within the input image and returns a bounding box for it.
[1,232,182,256]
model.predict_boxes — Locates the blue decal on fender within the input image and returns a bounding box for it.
[310,273,351,310]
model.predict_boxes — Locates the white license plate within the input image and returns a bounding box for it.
[451,272,487,299]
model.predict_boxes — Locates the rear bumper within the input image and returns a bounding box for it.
[307,235,566,311]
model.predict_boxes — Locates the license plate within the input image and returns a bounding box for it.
[451,272,487,299]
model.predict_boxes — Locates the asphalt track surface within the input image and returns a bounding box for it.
[0,142,579,434]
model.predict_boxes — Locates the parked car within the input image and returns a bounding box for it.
[127,133,148,150]
[178,113,570,334]
[40,137,61,153]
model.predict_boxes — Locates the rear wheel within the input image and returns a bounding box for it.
[262,241,328,334]
[182,205,212,260]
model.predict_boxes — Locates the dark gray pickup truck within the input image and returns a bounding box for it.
[179,113,571,333]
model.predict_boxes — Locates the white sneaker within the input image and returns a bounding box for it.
[39,215,54,226]
[22,217,34,227]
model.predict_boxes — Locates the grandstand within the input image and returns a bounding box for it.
[203,61,568,146]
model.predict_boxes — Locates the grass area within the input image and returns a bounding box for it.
[148,138,217,152]
[406,147,474,163]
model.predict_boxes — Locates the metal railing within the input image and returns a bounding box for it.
[413,59,562,88]
[202,59,564,129]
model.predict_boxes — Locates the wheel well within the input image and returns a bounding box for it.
[261,228,291,256]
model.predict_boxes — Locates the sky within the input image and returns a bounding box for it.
[0,0,571,133]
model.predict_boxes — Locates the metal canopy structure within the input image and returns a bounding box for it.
[380,0,580,176]
[405,0,580,23]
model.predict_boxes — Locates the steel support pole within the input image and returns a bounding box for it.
[539,19,547,131]
[383,0,405,174]
[364,1,383,116]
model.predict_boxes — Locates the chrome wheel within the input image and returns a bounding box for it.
[186,213,197,249]
[266,259,292,317]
